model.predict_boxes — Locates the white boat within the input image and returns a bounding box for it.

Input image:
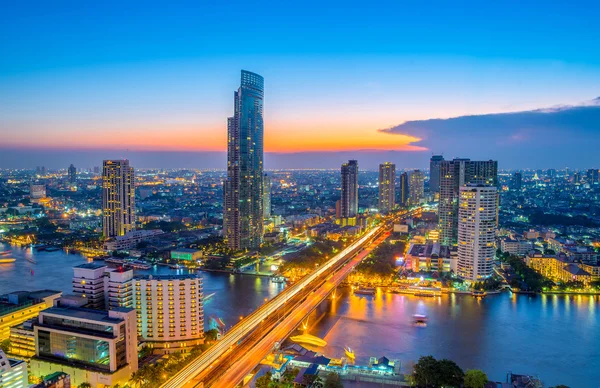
[413,314,428,326]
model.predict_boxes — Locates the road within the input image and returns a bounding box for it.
[211,231,390,387]
[160,209,415,388]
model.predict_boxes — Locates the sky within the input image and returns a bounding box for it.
[1,1,600,169]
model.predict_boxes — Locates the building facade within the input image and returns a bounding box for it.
[102,159,135,238]
[399,172,409,206]
[457,185,498,281]
[439,159,498,246]
[429,155,444,193]
[68,164,77,183]
[0,290,62,340]
[408,170,424,206]
[31,307,138,388]
[340,160,359,218]
[378,162,395,214]
[0,350,28,388]
[263,173,271,219]
[224,70,265,250]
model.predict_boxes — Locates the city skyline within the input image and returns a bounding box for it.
[2,2,600,168]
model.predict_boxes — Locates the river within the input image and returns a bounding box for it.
[0,243,598,386]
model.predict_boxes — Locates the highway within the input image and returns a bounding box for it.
[160,209,416,388]
[211,231,390,387]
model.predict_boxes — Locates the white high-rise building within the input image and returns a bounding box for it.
[0,350,28,388]
[263,173,271,219]
[378,162,395,214]
[409,170,424,205]
[102,159,135,238]
[457,184,498,281]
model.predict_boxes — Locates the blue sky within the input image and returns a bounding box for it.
[1,1,599,168]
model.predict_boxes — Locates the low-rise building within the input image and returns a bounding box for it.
[30,306,138,388]
[103,229,164,252]
[9,319,36,358]
[0,290,62,340]
[524,252,600,285]
[170,248,203,262]
[407,243,457,273]
[31,371,71,388]
[500,238,534,256]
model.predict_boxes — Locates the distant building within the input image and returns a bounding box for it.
[30,184,46,200]
[9,319,36,358]
[102,229,164,252]
[30,306,138,388]
[340,160,359,218]
[457,185,498,281]
[525,252,600,285]
[263,173,271,219]
[500,238,533,256]
[68,164,77,183]
[102,159,135,238]
[429,155,444,193]
[399,172,409,206]
[171,248,203,261]
[408,170,424,205]
[586,168,599,184]
[511,172,522,191]
[439,159,498,246]
[0,350,28,388]
[378,162,395,214]
[224,70,265,250]
[0,290,62,340]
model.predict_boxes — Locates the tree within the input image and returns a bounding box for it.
[324,372,343,388]
[302,373,317,386]
[437,359,464,387]
[255,371,273,388]
[0,339,10,353]
[78,383,92,388]
[205,328,219,341]
[412,356,464,388]
[464,369,488,388]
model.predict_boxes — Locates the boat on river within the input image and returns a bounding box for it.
[0,258,16,264]
[413,314,428,326]
[344,346,355,360]
[0,250,11,256]
[354,287,376,295]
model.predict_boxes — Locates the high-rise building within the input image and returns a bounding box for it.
[224,70,264,250]
[511,172,522,191]
[429,155,444,193]
[587,168,599,185]
[30,184,46,200]
[340,160,359,218]
[547,168,556,178]
[68,164,77,183]
[263,173,271,219]
[399,172,409,206]
[102,160,135,238]
[30,306,138,388]
[409,170,424,205]
[457,184,498,281]
[439,159,498,246]
[378,162,396,214]
[72,263,107,309]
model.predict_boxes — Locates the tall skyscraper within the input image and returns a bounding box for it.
[263,173,271,218]
[511,172,522,191]
[224,70,264,250]
[68,164,77,183]
[587,168,599,185]
[429,155,444,193]
[409,170,424,205]
[378,162,396,214]
[102,159,135,238]
[439,159,497,246]
[457,184,498,281]
[340,160,359,218]
[399,172,409,206]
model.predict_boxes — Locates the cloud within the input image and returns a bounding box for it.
[378,97,600,168]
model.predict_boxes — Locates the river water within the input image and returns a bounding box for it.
[0,243,598,386]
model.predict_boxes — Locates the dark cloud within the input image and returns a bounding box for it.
[379,98,600,168]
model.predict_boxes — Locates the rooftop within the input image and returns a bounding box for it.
[41,306,126,325]
[134,274,200,281]
[74,262,106,270]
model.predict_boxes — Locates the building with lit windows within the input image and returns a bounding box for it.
[30,306,138,388]
[263,173,271,219]
[133,275,204,354]
[0,350,28,388]
[457,184,498,281]
[9,319,36,358]
[408,170,424,205]
[102,159,135,238]
[224,70,265,250]
[72,263,107,309]
[439,159,498,246]
[340,160,359,218]
[378,162,395,214]
[68,164,77,184]
[0,290,62,340]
